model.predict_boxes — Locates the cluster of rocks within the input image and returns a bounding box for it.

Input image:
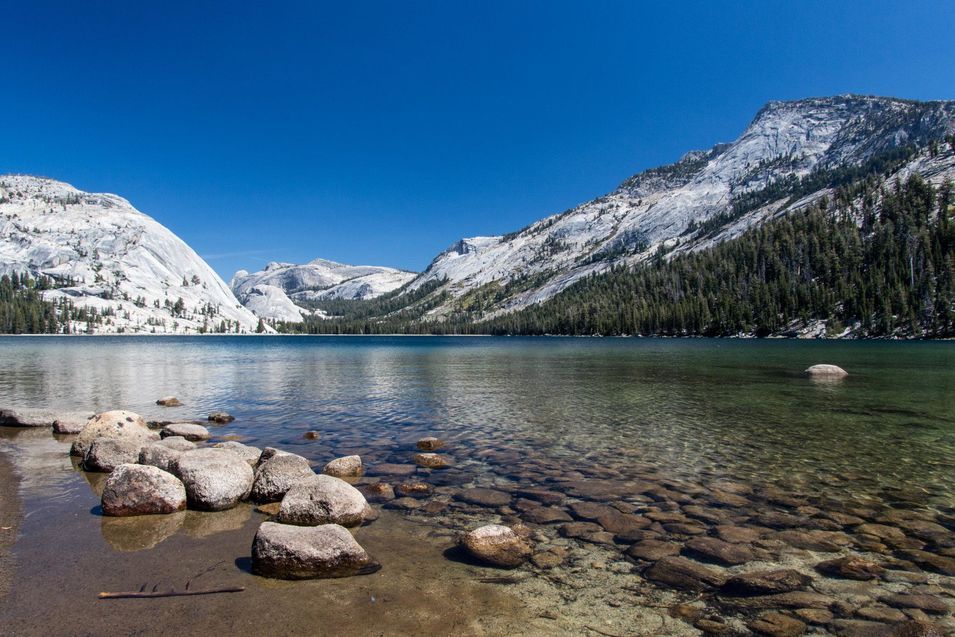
[8,404,387,580]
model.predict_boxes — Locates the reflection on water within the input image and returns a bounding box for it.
[1,336,953,507]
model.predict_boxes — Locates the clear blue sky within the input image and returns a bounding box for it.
[3,1,954,279]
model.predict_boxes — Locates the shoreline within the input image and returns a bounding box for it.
[0,446,21,600]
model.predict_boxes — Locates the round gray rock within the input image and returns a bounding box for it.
[460,524,533,568]
[171,448,254,511]
[139,438,195,473]
[70,410,158,458]
[277,474,370,527]
[160,423,211,441]
[251,454,315,503]
[102,464,187,516]
[323,455,363,478]
[84,438,147,472]
[213,441,262,466]
[251,521,379,579]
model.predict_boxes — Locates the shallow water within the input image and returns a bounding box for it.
[1,336,953,635]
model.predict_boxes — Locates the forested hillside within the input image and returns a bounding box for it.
[476,175,954,337]
[275,175,954,338]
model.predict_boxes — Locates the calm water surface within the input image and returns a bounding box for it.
[1,336,953,635]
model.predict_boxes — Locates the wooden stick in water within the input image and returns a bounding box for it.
[98,586,245,600]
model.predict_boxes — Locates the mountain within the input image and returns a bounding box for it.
[231,258,416,322]
[0,175,262,333]
[378,95,954,322]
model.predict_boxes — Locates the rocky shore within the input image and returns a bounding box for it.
[1,374,953,636]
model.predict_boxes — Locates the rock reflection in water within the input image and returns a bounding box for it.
[100,511,186,552]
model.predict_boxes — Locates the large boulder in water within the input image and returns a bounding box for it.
[459,524,533,568]
[251,454,315,503]
[101,464,187,516]
[323,455,363,478]
[805,364,848,378]
[84,438,146,472]
[276,474,371,527]
[171,448,253,511]
[70,410,157,458]
[251,521,379,579]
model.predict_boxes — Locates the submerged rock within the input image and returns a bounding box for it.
[251,521,379,579]
[207,411,235,424]
[155,396,183,407]
[160,423,211,441]
[101,464,187,516]
[171,448,254,511]
[84,438,146,472]
[645,556,727,591]
[722,569,812,596]
[70,410,157,458]
[413,453,452,469]
[276,474,370,527]
[455,488,511,507]
[805,364,848,378]
[747,610,806,637]
[626,540,682,562]
[815,555,885,580]
[416,436,445,451]
[251,454,314,503]
[683,536,755,566]
[459,524,533,568]
[323,455,363,478]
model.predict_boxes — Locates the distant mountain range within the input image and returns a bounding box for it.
[230,260,416,323]
[2,94,953,334]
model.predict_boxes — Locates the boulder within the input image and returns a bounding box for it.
[207,411,235,424]
[722,569,813,595]
[139,441,188,473]
[213,441,262,466]
[459,525,533,568]
[276,474,370,527]
[251,454,315,503]
[323,455,363,478]
[101,464,187,516]
[416,436,445,451]
[256,447,293,467]
[156,396,183,407]
[360,482,396,502]
[70,410,157,458]
[393,482,434,499]
[413,453,452,469]
[171,448,254,511]
[303,430,320,440]
[805,364,848,378]
[251,521,379,579]
[160,423,211,442]
[84,438,146,472]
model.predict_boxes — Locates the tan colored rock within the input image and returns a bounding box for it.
[459,524,532,568]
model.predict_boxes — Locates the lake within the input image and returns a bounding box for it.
[1,336,953,635]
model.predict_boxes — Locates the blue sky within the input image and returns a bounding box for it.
[3,1,954,279]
